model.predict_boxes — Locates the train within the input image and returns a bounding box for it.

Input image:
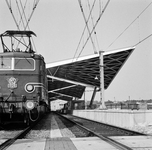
[0,30,49,126]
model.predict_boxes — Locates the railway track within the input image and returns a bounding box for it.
[0,115,45,150]
[0,126,33,150]
[61,114,145,136]
[54,113,146,150]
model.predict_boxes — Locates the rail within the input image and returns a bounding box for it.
[55,112,135,150]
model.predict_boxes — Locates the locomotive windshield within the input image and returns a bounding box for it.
[0,57,11,69]
[14,58,34,70]
[0,57,35,70]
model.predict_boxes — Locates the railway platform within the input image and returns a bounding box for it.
[73,109,152,135]
[1,114,151,150]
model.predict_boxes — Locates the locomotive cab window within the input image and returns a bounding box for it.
[14,58,35,70]
[0,57,12,70]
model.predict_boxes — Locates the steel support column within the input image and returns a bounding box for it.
[99,51,106,109]
[89,87,97,109]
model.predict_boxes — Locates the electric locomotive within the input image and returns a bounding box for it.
[0,30,49,126]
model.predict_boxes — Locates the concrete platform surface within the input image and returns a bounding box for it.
[50,115,62,138]
[71,137,117,150]
[5,139,46,150]
[2,136,152,150]
[111,135,152,149]
[2,137,119,150]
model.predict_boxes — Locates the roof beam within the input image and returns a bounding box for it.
[48,85,77,93]
[49,91,74,99]
[47,75,95,88]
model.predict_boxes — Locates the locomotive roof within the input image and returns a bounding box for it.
[1,30,36,37]
[0,51,44,59]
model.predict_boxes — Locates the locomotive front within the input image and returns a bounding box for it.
[0,30,49,125]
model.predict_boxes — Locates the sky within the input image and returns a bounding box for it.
[0,0,152,102]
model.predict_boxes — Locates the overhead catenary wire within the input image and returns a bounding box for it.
[16,0,25,29]
[19,0,37,52]
[24,0,40,30]
[15,0,27,48]
[23,0,40,53]
[5,0,40,53]
[5,0,20,30]
[76,0,110,60]
[78,0,97,54]
[107,2,152,49]
[19,0,29,30]
[6,0,27,49]
[133,33,152,47]
[105,33,152,53]
[73,0,97,61]
[5,0,40,31]
[87,0,100,53]
[15,0,34,51]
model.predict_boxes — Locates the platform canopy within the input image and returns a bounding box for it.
[46,47,135,101]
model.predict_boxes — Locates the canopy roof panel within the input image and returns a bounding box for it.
[47,47,135,101]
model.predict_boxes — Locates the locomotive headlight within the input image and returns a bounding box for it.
[26,84,34,92]
[25,100,35,110]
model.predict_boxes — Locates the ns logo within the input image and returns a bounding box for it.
[6,77,18,89]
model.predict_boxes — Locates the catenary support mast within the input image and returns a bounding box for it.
[99,51,106,109]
